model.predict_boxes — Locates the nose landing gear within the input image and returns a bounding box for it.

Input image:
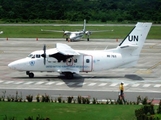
[26,71,34,78]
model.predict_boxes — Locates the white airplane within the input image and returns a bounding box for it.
[41,19,113,41]
[8,22,152,79]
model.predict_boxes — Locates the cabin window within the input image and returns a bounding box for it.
[86,59,90,63]
[74,59,77,63]
[107,55,110,57]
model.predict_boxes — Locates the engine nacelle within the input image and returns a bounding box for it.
[85,31,92,35]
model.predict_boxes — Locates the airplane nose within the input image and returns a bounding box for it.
[8,58,30,71]
[8,62,17,69]
[70,34,76,39]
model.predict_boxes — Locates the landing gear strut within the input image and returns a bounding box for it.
[26,71,34,78]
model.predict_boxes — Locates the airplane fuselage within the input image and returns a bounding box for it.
[9,49,138,73]
[69,31,84,41]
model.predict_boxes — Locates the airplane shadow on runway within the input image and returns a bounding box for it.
[77,73,144,81]
[124,74,144,80]
[12,74,85,88]
[12,73,143,88]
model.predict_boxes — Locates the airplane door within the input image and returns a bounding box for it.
[83,55,93,72]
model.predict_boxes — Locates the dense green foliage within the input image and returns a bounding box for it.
[0,0,161,23]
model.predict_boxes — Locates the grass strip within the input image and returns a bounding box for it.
[0,26,160,39]
[0,102,143,120]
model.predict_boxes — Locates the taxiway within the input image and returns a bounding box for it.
[0,38,161,101]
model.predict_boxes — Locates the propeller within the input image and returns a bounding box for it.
[62,29,66,37]
[41,44,46,65]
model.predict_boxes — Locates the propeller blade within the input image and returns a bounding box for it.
[41,44,46,65]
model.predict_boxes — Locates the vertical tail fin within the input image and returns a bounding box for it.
[83,19,86,32]
[118,22,152,56]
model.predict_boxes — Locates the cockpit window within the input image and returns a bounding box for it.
[31,55,35,58]
[36,54,40,58]
[28,54,34,58]
[28,54,36,59]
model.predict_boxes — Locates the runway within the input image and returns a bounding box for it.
[0,38,161,101]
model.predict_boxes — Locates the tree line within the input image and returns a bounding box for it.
[0,0,161,23]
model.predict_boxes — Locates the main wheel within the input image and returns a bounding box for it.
[65,72,73,79]
[26,71,30,75]
[29,73,34,78]
[87,38,89,41]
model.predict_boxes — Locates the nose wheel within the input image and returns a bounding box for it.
[26,71,34,78]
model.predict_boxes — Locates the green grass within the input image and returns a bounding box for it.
[0,26,160,39]
[0,102,142,120]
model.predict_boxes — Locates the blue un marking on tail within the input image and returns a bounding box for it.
[128,35,138,42]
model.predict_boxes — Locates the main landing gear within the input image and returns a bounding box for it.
[26,71,74,79]
[64,72,74,79]
[26,71,34,78]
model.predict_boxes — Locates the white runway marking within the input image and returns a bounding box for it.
[4,81,14,84]
[24,81,34,85]
[14,81,23,84]
[56,82,65,85]
[45,82,55,85]
[132,84,140,87]
[88,83,96,86]
[154,84,161,87]
[35,81,44,85]
[0,80,4,83]
[124,84,128,86]
[143,84,151,87]
[98,83,107,86]
[77,83,86,86]
[110,83,118,86]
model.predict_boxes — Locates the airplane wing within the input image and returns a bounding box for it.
[41,29,63,32]
[56,43,80,55]
[85,30,113,36]
[90,30,113,32]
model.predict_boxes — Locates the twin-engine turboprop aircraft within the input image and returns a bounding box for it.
[8,22,152,79]
[41,19,112,41]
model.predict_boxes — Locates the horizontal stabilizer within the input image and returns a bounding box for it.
[56,43,80,55]
[120,61,137,68]
[120,44,138,49]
